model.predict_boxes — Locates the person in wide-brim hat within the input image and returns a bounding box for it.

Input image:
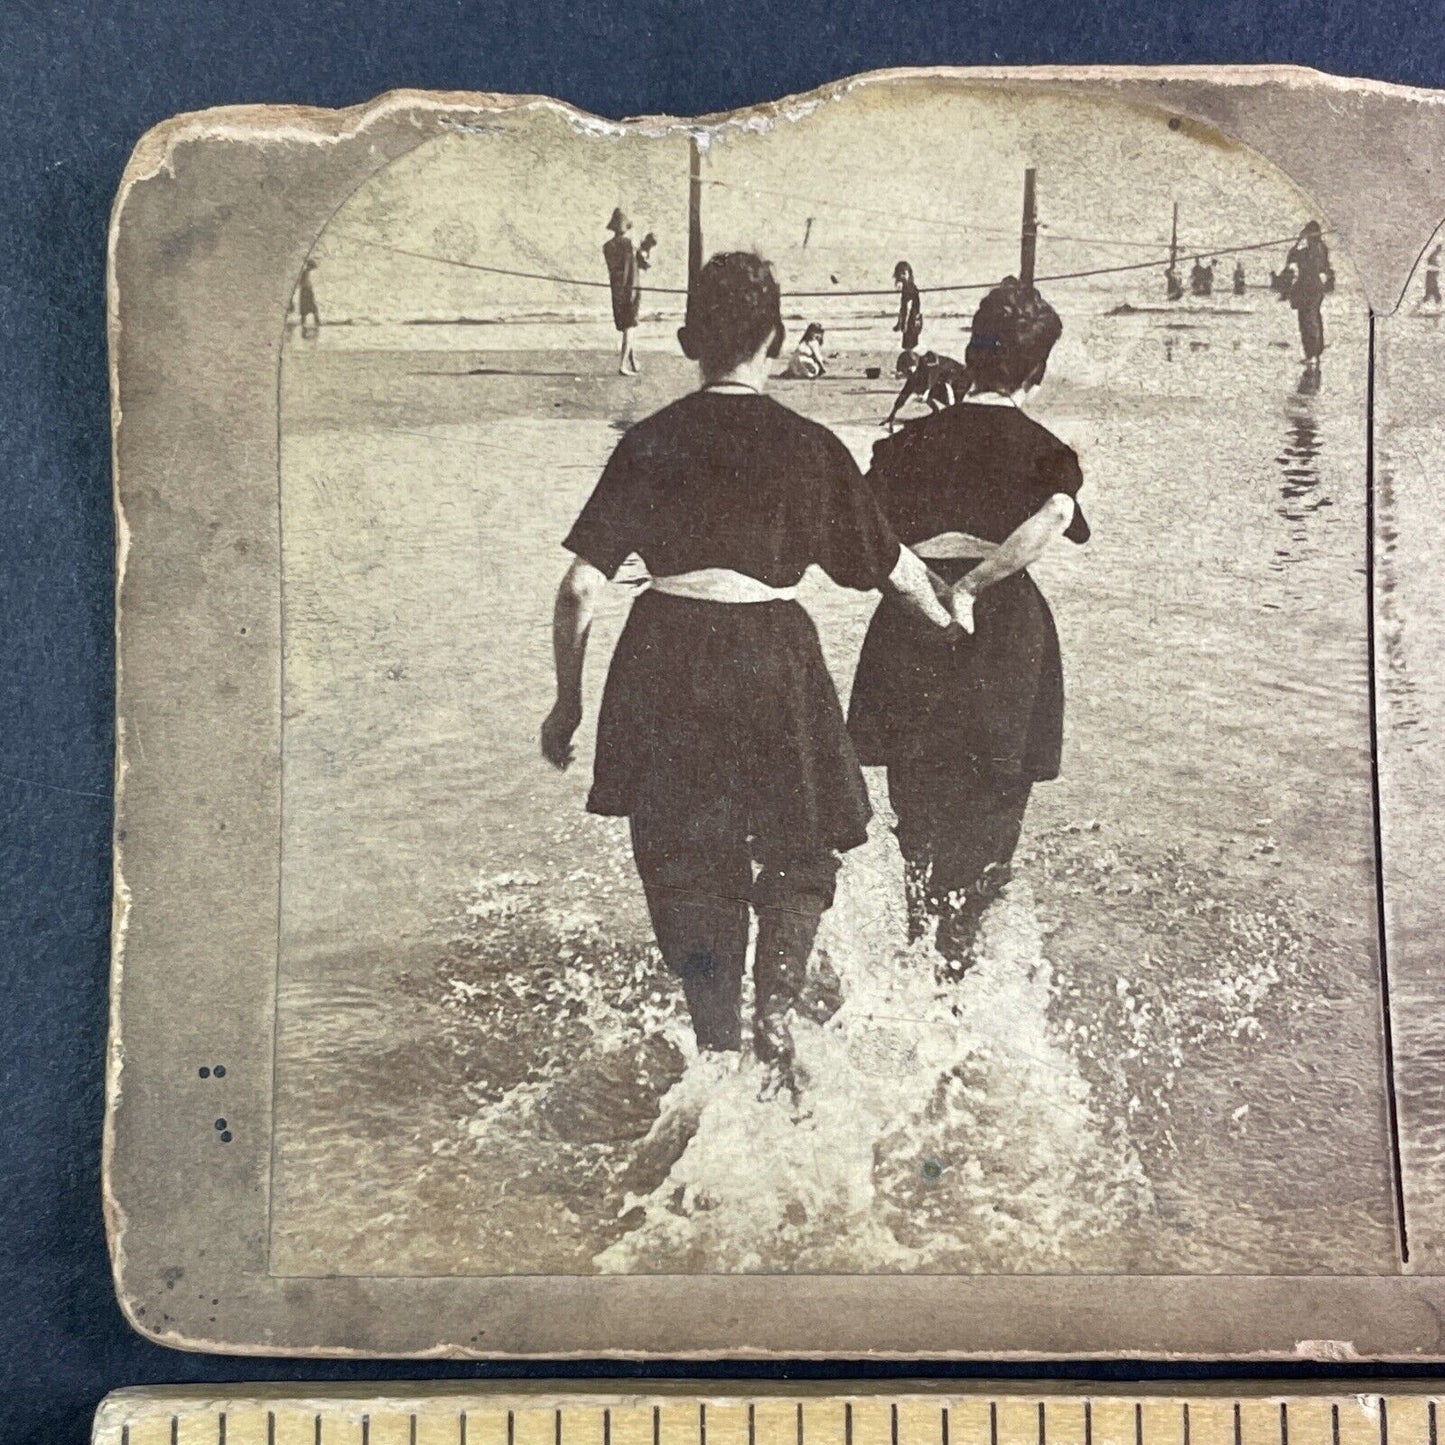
[603,208,642,373]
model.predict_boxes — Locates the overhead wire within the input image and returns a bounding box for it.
[324,225,1320,302]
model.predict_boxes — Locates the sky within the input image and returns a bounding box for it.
[305,82,1345,324]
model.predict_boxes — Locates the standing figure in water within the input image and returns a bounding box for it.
[893,260,924,373]
[849,277,1090,972]
[296,259,320,336]
[604,208,643,376]
[1285,221,1334,369]
[542,251,956,1082]
[1425,245,1442,306]
[1232,261,1247,296]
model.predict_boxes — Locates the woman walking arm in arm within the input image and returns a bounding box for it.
[847,277,1087,970]
[542,538,955,772]
[537,250,957,1083]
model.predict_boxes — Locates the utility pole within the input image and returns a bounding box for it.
[1019,168,1038,286]
[687,134,704,311]
[1165,200,1183,300]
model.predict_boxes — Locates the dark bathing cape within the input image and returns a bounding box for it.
[564,390,901,855]
[848,402,1089,781]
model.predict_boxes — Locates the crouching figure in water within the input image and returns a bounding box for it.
[848,277,1091,973]
[541,251,958,1081]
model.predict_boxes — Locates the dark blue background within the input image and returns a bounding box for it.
[3,3,1442,1441]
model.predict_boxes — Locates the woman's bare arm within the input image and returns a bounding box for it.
[541,556,608,769]
[951,494,1075,627]
[885,545,960,631]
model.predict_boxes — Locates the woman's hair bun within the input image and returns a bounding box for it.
[965,276,1063,392]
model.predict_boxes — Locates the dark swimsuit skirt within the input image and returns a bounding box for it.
[589,588,873,855]
[847,557,1066,782]
[611,288,641,332]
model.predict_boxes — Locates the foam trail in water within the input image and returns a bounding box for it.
[595,850,1151,1274]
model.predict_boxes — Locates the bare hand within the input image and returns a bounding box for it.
[541,701,582,770]
[949,586,976,635]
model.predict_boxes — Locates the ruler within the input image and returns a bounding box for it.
[93,1387,1444,1445]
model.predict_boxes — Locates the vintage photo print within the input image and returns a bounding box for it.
[105,70,1445,1356]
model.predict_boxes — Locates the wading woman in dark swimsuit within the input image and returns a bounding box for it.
[542,252,956,1079]
[848,277,1090,971]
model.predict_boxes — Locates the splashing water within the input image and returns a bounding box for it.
[594,856,1152,1274]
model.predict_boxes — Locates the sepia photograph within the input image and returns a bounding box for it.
[251,84,1401,1283]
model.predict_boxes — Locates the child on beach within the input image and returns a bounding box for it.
[849,277,1089,972]
[542,251,958,1081]
[893,260,923,372]
[882,350,970,428]
[784,322,827,378]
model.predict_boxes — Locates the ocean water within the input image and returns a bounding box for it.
[268,300,1399,1279]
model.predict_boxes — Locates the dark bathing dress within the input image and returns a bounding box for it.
[603,233,641,332]
[563,389,901,1046]
[897,279,923,352]
[1286,236,1333,361]
[848,402,1089,961]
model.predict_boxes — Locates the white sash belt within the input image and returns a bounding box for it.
[649,568,799,603]
[911,531,999,560]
